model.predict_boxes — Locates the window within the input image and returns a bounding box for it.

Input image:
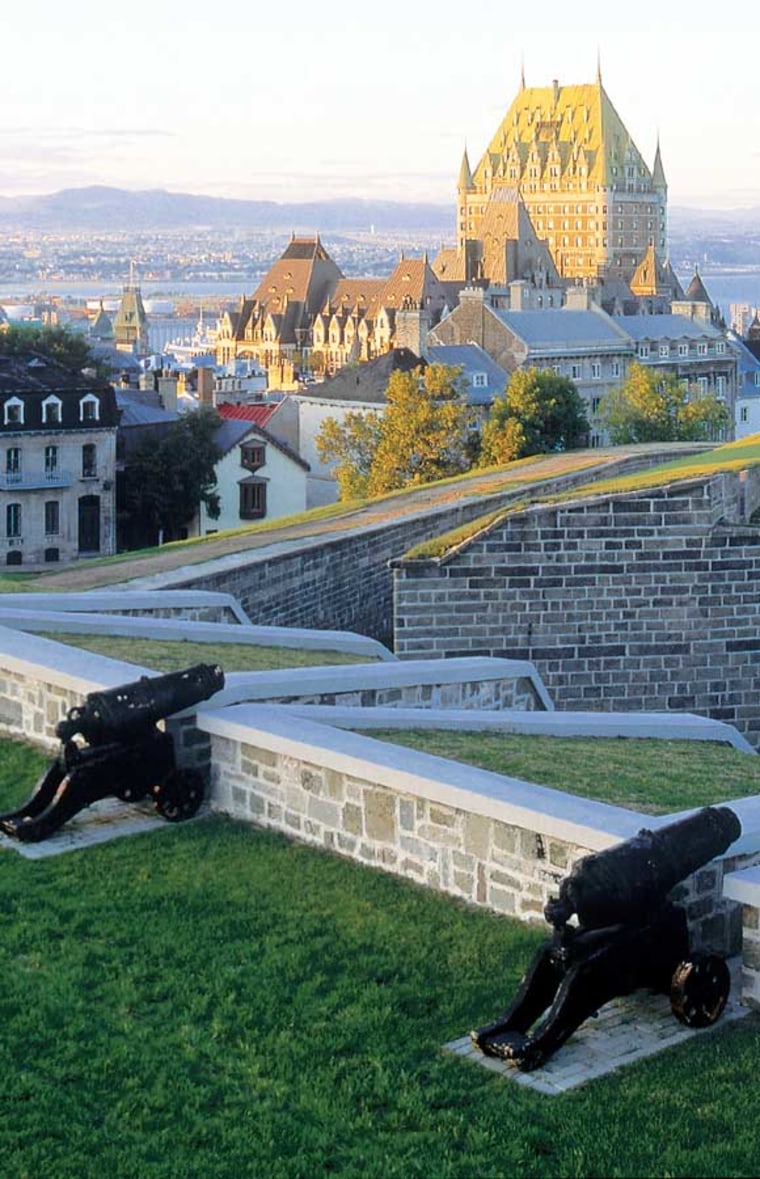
[678,343,689,358]
[240,443,265,472]
[716,376,726,399]
[44,445,58,477]
[471,372,487,389]
[6,503,21,538]
[698,377,708,395]
[638,344,650,360]
[697,343,708,357]
[3,397,23,426]
[82,443,97,478]
[6,447,21,480]
[44,500,60,535]
[571,363,582,380]
[239,479,267,520]
[42,396,62,424]
[591,362,601,380]
[611,361,621,379]
[755,373,760,388]
[716,342,726,355]
[658,344,670,358]
[79,394,99,422]
[591,397,601,414]
[741,406,749,423]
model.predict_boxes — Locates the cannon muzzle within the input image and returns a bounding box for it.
[56,662,224,746]
[544,805,741,930]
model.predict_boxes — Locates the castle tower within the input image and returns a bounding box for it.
[459,69,668,284]
[113,268,149,354]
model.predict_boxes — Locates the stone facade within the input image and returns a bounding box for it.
[207,725,747,956]
[393,468,760,745]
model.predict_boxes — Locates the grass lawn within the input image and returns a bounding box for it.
[37,633,376,673]
[1,737,759,1178]
[362,731,760,814]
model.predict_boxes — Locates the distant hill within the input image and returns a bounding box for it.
[0,186,452,232]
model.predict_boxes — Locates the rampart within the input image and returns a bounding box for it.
[393,469,760,745]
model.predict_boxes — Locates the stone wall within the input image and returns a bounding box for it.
[150,451,685,649]
[393,470,760,745]
[204,712,749,956]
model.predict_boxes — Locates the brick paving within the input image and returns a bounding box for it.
[445,957,747,1095]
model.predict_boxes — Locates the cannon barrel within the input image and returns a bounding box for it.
[544,805,741,931]
[55,662,224,746]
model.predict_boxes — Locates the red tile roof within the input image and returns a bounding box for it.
[217,403,278,426]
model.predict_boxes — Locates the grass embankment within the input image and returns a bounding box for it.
[363,731,760,814]
[36,633,376,673]
[406,434,760,561]
[1,737,759,1178]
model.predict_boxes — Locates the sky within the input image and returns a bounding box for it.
[1,0,758,210]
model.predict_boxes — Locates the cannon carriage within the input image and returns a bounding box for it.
[471,805,742,1072]
[0,663,224,843]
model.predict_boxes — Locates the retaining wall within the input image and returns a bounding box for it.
[393,470,760,744]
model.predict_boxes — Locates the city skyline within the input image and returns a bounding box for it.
[2,0,759,211]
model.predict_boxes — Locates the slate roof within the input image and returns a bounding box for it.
[491,308,631,351]
[614,315,723,341]
[310,348,424,404]
[115,390,178,427]
[426,344,509,405]
[214,417,309,470]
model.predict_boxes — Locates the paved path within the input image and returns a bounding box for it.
[29,443,698,593]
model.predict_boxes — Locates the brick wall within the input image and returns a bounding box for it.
[394,470,760,744]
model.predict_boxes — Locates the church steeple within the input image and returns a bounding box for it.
[458,146,474,192]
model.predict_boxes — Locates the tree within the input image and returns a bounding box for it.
[119,408,222,548]
[366,364,475,496]
[316,411,383,500]
[478,368,588,465]
[599,363,729,444]
[0,324,103,374]
[316,364,475,501]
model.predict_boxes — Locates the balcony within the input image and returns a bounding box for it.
[0,469,74,491]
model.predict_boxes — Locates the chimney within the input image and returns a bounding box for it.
[196,367,214,407]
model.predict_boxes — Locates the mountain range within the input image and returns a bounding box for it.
[0,186,454,232]
[0,185,757,235]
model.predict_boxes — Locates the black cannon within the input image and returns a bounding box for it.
[0,663,225,843]
[470,805,742,1072]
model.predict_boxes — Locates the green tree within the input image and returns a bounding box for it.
[316,411,383,500]
[366,364,475,496]
[479,368,588,465]
[316,364,475,501]
[599,363,729,444]
[120,408,222,548]
[0,324,105,374]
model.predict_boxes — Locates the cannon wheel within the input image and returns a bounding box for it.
[670,954,730,1028]
[152,768,205,823]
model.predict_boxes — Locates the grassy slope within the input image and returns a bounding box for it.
[1,739,759,1178]
[363,731,760,813]
[36,633,376,673]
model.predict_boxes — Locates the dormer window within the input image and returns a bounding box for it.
[472,373,487,389]
[42,395,62,424]
[79,394,99,422]
[4,398,24,426]
[637,344,650,360]
[240,442,265,472]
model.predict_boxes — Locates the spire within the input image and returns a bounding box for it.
[520,55,526,91]
[652,135,667,190]
[458,146,474,192]
[596,48,602,87]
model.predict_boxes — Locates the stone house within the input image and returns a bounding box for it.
[0,352,119,566]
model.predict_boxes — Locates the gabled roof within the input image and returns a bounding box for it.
[214,417,309,470]
[311,348,424,404]
[684,269,713,305]
[426,344,508,405]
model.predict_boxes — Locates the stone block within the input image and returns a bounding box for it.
[463,813,491,859]
[365,789,396,842]
[343,802,363,837]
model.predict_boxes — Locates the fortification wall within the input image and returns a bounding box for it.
[393,470,760,744]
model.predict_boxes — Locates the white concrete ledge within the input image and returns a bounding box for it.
[208,658,553,709]
[197,702,660,851]
[723,864,760,906]
[0,590,252,624]
[273,704,756,752]
[0,609,395,661]
[0,624,154,694]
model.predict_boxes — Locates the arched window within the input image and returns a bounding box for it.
[42,395,62,424]
[79,394,100,422]
[3,397,24,426]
